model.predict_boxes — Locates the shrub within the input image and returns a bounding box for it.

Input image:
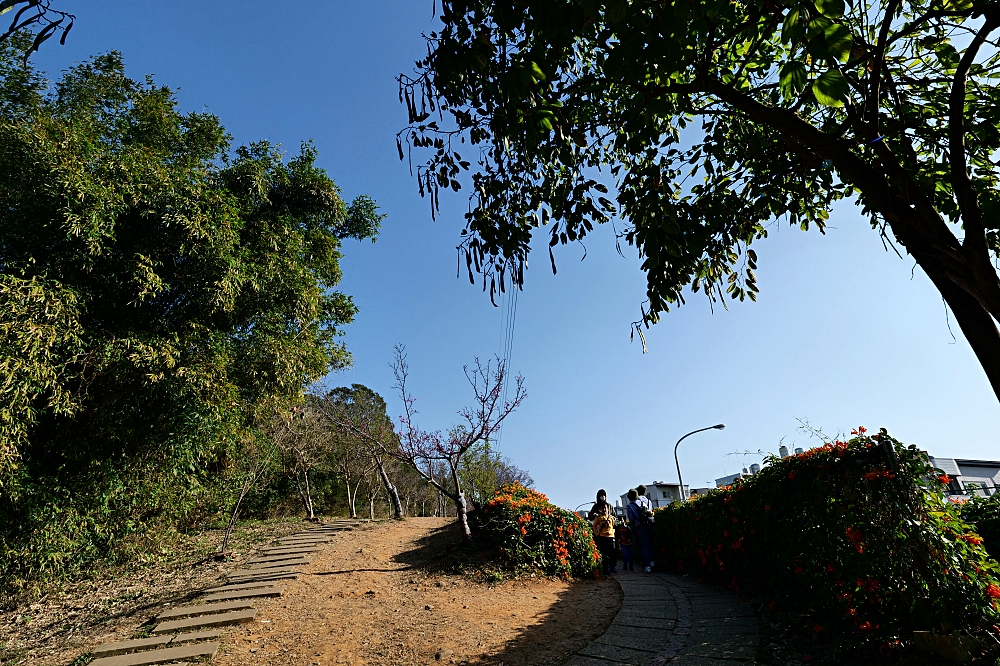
[475,483,599,578]
[961,492,1000,562]
[653,429,1000,651]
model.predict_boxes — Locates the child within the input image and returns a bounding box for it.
[616,520,635,571]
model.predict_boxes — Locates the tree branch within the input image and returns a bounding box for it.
[868,0,903,127]
[949,13,1000,256]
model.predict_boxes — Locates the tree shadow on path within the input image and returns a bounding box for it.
[391,519,624,666]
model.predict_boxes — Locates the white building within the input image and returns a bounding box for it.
[930,457,1000,497]
[619,481,689,510]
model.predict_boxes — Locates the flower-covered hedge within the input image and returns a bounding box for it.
[474,483,599,578]
[961,492,1000,562]
[654,429,1000,650]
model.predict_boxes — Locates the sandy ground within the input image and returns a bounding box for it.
[215,518,622,666]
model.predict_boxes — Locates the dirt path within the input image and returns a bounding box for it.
[215,518,622,666]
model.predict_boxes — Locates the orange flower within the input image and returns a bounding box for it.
[986,583,1000,599]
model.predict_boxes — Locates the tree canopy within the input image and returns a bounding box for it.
[400,0,1000,400]
[0,46,381,591]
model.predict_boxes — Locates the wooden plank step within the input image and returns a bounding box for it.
[282,531,332,536]
[91,631,223,658]
[246,553,313,564]
[227,566,299,579]
[90,636,170,657]
[202,580,282,594]
[222,571,298,584]
[247,557,311,569]
[261,546,320,555]
[201,586,284,602]
[89,641,220,666]
[275,539,328,546]
[153,609,256,634]
[157,600,254,620]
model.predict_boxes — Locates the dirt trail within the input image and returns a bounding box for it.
[216,518,621,666]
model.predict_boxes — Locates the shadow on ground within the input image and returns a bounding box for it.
[390,520,624,666]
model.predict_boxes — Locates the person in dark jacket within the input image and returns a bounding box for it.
[615,520,635,571]
[626,488,655,572]
[587,489,617,575]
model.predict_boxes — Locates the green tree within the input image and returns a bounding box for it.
[314,385,406,520]
[400,0,1000,401]
[459,441,533,510]
[0,47,382,592]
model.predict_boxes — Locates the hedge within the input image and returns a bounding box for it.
[961,492,1000,563]
[653,429,1000,651]
[475,483,599,578]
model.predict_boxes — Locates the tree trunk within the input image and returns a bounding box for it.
[369,494,375,520]
[222,475,255,556]
[293,468,313,520]
[343,470,355,518]
[450,464,473,543]
[927,271,1000,400]
[455,492,472,543]
[351,478,364,519]
[374,456,404,520]
[304,468,315,521]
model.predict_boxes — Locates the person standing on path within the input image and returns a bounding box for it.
[636,484,656,570]
[636,484,654,513]
[626,488,655,573]
[587,489,617,575]
[615,519,634,571]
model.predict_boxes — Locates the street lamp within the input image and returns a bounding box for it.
[674,424,726,500]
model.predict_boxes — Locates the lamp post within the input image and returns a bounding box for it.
[674,424,726,500]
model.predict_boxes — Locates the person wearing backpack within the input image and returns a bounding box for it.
[626,488,655,572]
[587,489,617,575]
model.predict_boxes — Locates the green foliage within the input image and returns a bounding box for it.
[459,441,534,509]
[960,492,1000,563]
[474,483,599,578]
[653,430,1000,652]
[400,0,1000,391]
[0,46,381,596]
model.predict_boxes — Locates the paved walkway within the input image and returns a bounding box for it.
[564,570,759,666]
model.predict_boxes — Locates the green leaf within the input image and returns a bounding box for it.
[530,61,546,82]
[815,0,845,17]
[824,24,853,63]
[935,43,960,69]
[813,69,849,107]
[781,9,806,44]
[779,61,808,99]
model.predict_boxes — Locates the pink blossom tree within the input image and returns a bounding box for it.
[392,345,525,543]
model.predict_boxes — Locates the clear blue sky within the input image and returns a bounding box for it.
[36,1,999,510]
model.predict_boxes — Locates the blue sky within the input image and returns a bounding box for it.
[36,1,1000,510]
